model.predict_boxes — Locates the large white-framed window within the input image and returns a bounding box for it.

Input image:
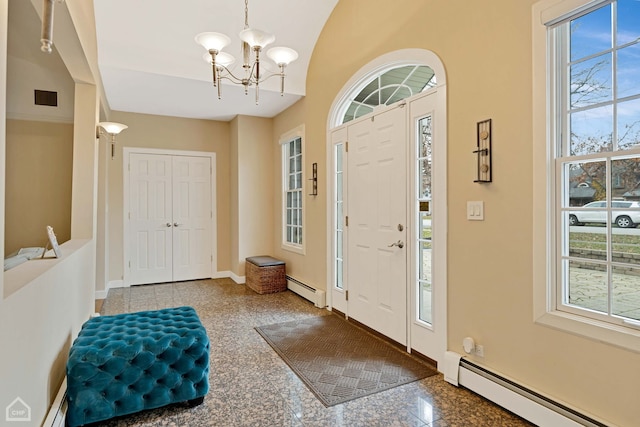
[533,0,640,351]
[281,126,305,254]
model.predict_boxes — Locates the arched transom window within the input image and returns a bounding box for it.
[340,65,436,124]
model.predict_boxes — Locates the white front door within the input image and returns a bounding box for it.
[128,152,213,285]
[347,105,407,345]
[330,89,447,364]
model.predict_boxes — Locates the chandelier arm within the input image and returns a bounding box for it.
[252,72,285,83]
[217,66,283,85]
[243,59,282,85]
[216,66,249,84]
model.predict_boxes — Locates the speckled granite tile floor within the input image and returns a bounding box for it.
[97,278,534,427]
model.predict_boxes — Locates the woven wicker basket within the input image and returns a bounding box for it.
[246,257,286,294]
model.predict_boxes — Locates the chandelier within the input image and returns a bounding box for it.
[195,0,299,104]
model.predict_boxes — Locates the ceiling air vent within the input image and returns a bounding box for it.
[34,90,58,107]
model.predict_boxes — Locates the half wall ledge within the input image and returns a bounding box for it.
[3,238,92,298]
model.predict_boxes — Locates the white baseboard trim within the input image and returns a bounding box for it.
[43,377,66,427]
[95,280,125,300]
[211,270,231,279]
[97,274,248,300]
[458,359,606,427]
[230,271,245,284]
[211,271,245,284]
[108,279,125,289]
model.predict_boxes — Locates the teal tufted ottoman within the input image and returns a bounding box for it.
[66,306,209,426]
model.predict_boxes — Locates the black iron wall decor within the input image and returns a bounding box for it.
[474,119,492,183]
[309,162,318,196]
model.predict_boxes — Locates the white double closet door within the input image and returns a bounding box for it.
[127,152,213,286]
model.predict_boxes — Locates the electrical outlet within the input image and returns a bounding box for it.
[475,344,485,357]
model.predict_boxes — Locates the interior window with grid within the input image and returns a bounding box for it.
[284,137,303,247]
[552,0,640,327]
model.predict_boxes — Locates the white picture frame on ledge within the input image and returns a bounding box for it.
[45,225,62,258]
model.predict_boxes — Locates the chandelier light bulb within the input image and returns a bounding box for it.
[195,32,231,52]
[239,28,275,49]
[267,47,298,66]
[203,51,236,67]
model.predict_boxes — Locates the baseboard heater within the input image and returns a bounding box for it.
[459,359,608,427]
[286,275,326,308]
[42,377,67,427]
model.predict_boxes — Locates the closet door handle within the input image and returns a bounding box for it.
[166,223,172,227]
[174,223,181,227]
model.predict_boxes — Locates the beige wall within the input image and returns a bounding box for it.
[239,115,274,275]
[267,0,639,425]
[1,240,95,424]
[5,119,73,254]
[230,118,240,274]
[6,0,75,123]
[228,115,275,276]
[2,1,101,425]
[270,98,325,286]
[0,0,8,300]
[105,111,231,285]
[5,0,76,256]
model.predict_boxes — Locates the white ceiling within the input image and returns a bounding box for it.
[93,0,339,122]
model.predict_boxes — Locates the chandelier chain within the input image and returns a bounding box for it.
[244,0,249,29]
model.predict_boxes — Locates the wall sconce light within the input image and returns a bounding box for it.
[97,122,128,159]
[473,119,492,183]
[308,162,318,196]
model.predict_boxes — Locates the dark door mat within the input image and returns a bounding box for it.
[255,314,438,406]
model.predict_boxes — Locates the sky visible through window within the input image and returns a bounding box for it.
[568,0,640,155]
[561,1,640,324]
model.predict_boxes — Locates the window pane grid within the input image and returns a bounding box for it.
[284,137,303,247]
[416,116,433,325]
[555,0,640,326]
[334,144,344,290]
[341,66,436,124]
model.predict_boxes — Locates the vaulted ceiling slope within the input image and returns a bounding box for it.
[94,0,339,122]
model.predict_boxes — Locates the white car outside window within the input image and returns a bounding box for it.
[569,201,640,228]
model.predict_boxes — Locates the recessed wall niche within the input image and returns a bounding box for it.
[5,0,74,256]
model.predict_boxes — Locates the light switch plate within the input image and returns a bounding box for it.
[467,201,484,220]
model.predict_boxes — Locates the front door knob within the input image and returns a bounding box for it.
[388,240,404,249]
